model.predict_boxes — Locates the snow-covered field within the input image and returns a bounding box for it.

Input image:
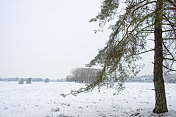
[0,82,176,117]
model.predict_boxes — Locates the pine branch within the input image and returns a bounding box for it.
[111,12,128,40]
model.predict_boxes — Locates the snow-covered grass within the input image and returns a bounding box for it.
[0,82,176,117]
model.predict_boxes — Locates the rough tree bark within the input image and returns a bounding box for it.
[153,0,168,113]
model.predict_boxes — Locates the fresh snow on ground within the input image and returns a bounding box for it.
[0,82,176,117]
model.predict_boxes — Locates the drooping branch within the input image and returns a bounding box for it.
[110,12,128,40]
[61,65,107,97]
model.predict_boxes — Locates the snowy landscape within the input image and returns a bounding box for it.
[1,0,176,116]
[0,82,176,117]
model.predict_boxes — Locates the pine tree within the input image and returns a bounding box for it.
[69,0,176,113]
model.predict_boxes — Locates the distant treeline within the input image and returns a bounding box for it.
[66,68,101,83]
[1,73,175,83]
[0,78,43,82]
[0,78,66,82]
[126,74,176,83]
[66,67,176,83]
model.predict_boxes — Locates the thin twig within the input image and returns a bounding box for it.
[134,49,154,56]
[152,62,176,72]
[163,57,176,61]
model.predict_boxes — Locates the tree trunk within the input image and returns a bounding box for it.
[153,0,168,113]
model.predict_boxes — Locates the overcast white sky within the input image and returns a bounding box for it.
[0,0,154,79]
